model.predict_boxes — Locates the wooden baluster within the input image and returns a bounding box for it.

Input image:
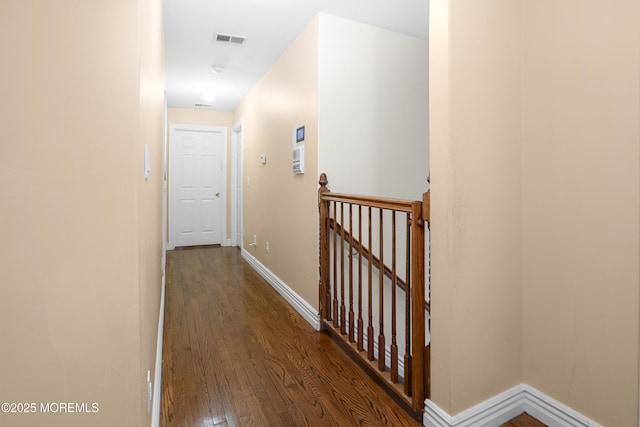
[340,202,346,335]
[404,213,412,396]
[390,211,398,382]
[367,207,374,361]
[424,187,431,400]
[348,203,355,342]
[318,173,330,327]
[357,205,364,351]
[332,201,338,328]
[410,202,425,410]
[378,208,385,371]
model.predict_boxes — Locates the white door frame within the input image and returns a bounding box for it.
[168,124,228,250]
[161,94,168,272]
[230,118,244,248]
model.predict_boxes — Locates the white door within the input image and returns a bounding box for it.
[170,125,226,248]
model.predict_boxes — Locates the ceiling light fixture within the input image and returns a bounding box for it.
[203,88,216,103]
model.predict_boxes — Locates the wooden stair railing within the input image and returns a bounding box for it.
[324,220,430,315]
[318,173,430,412]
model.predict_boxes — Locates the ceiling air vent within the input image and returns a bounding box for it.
[214,33,246,46]
[195,103,211,108]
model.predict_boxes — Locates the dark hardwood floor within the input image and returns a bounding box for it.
[161,246,422,426]
[160,246,546,427]
[502,413,547,426]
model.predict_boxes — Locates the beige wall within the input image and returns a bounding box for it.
[317,13,429,200]
[431,0,640,424]
[522,1,640,425]
[233,16,320,307]
[168,109,233,127]
[429,0,523,414]
[0,1,164,425]
[166,108,234,240]
[137,0,166,425]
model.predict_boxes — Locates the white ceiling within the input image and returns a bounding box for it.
[163,0,429,112]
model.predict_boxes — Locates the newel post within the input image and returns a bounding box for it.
[410,199,426,410]
[318,173,331,330]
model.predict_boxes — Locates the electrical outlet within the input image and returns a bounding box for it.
[266,242,270,253]
[250,235,257,247]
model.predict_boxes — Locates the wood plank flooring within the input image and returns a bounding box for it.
[161,246,423,426]
[160,246,546,427]
[503,413,547,426]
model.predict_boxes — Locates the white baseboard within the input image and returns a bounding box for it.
[424,384,601,427]
[241,249,320,330]
[424,385,523,427]
[150,274,166,427]
[521,386,601,427]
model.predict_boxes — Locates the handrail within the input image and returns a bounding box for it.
[320,192,417,214]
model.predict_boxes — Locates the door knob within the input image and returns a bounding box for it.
[216,192,220,197]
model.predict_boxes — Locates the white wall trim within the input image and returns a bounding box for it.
[230,117,244,248]
[423,384,601,427]
[150,274,166,427]
[521,386,601,427]
[241,248,320,330]
[424,385,523,427]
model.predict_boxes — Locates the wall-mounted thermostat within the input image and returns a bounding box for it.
[292,145,304,174]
